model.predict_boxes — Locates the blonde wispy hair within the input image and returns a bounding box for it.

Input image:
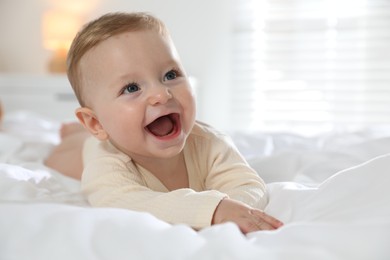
[67,12,168,106]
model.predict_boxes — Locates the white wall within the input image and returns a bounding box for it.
[0,0,233,130]
[0,0,50,73]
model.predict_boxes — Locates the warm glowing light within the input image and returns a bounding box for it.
[42,9,84,73]
[41,0,99,73]
[42,10,82,51]
[44,0,100,13]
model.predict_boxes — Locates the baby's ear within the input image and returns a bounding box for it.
[75,107,109,141]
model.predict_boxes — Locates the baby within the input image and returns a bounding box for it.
[46,12,283,234]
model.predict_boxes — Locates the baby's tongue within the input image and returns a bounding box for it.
[147,116,173,137]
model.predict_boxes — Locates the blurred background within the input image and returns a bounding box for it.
[1,0,390,135]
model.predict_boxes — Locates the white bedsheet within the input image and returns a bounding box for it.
[1,112,390,259]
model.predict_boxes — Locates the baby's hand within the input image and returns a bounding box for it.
[212,198,283,234]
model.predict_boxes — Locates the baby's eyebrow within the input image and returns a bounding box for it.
[111,72,139,87]
[161,58,181,68]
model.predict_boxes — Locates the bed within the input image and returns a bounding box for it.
[1,76,390,259]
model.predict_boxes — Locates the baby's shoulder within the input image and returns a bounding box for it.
[189,121,235,148]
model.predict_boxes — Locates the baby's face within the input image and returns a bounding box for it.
[78,30,196,161]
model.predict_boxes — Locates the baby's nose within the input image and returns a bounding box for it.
[148,85,173,105]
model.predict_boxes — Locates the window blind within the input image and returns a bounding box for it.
[230,0,390,135]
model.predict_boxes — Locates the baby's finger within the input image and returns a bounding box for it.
[254,219,276,231]
[251,209,284,229]
[238,218,272,233]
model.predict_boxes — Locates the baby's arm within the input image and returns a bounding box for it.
[81,139,227,229]
[84,172,227,229]
[205,135,269,209]
[202,132,283,232]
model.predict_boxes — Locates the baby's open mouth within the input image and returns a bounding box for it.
[146,113,180,137]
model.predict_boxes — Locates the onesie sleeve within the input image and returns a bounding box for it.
[81,137,226,229]
[199,127,269,210]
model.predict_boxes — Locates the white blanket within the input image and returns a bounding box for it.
[1,112,390,259]
[1,156,389,259]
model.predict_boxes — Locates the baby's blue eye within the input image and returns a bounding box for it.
[124,83,140,94]
[164,70,177,81]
